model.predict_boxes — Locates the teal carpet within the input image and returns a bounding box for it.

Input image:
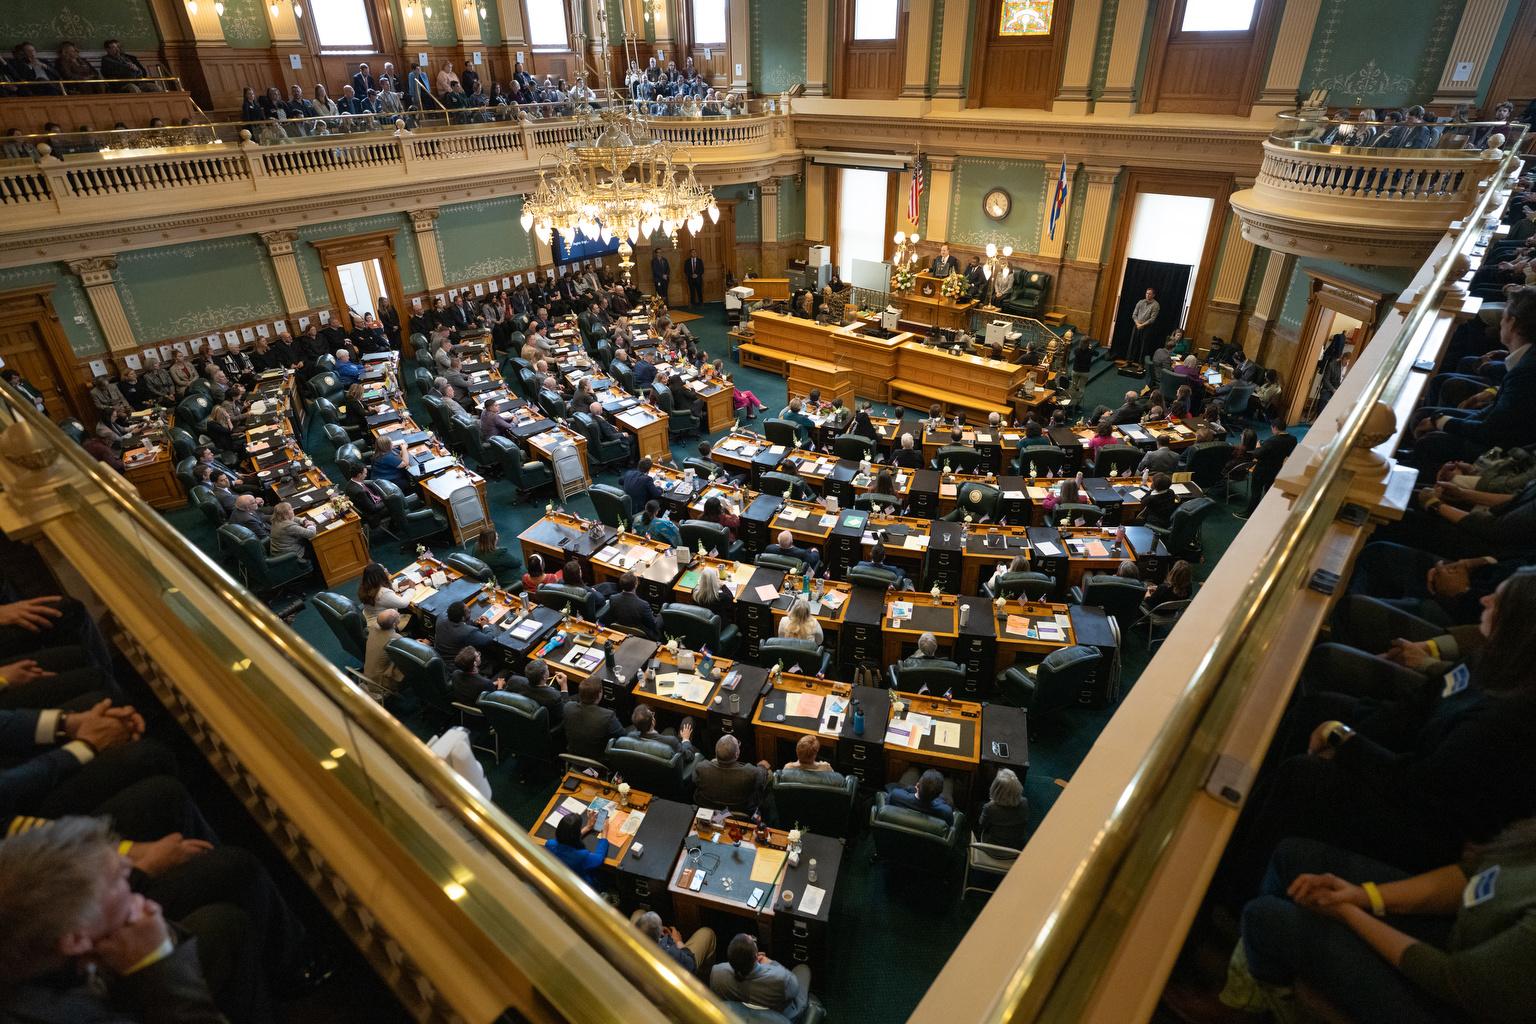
[161,304,1259,1023]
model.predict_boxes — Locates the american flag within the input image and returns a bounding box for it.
[908,156,924,226]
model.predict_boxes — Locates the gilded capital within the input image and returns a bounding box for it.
[759,180,780,197]
[926,154,956,173]
[1084,165,1122,186]
[258,229,298,254]
[65,256,119,286]
[410,208,441,231]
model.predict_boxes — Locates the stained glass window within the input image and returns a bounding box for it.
[997,0,1054,36]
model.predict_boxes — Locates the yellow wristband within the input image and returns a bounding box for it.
[1425,639,1440,659]
[118,840,134,856]
[1362,881,1386,917]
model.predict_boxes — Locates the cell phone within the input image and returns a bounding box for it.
[991,740,1010,759]
[748,887,765,908]
[561,775,581,791]
[824,713,842,732]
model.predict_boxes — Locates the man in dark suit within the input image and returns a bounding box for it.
[621,457,664,509]
[651,248,671,300]
[585,402,631,459]
[1244,418,1299,515]
[929,243,959,279]
[228,495,270,539]
[693,734,769,813]
[891,432,923,469]
[684,249,706,306]
[432,601,497,661]
[335,85,365,114]
[625,704,697,759]
[351,63,377,98]
[602,572,660,639]
[1408,285,1536,482]
[884,768,956,824]
[964,254,987,299]
[763,529,820,569]
[1110,390,1144,425]
[344,465,386,520]
[504,658,573,724]
[562,676,623,762]
[451,647,503,703]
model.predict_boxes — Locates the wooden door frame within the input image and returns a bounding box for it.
[1284,268,1391,422]
[1140,0,1281,116]
[831,0,909,100]
[967,0,1075,110]
[1091,168,1233,350]
[1486,0,1536,113]
[0,285,92,423]
[309,230,407,334]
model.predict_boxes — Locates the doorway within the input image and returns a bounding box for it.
[641,203,738,305]
[334,258,387,321]
[1295,309,1364,423]
[1286,267,1391,425]
[0,286,90,422]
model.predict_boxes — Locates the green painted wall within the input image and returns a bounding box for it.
[715,183,761,241]
[0,263,105,356]
[0,1,160,53]
[424,6,458,46]
[1088,0,1120,99]
[115,237,282,342]
[218,0,271,50]
[293,213,425,307]
[777,175,806,240]
[947,157,1046,251]
[1301,0,1465,108]
[1277,259,1413,333]
[478,0,502,48]
[435,196,536,281]
[751,0,807,94]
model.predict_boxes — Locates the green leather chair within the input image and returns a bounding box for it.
[999,270,1051,318]
[1151,495,1217,563]
[847,565,905,590]
[189,485,225,529]
[420,394,452,438]
[1092,444,1142,477]
[831,434,876,461]
[589,483,633,528]
[931,444,985,473]
[769,768,858,838]
[653,385,700,437]
[334,442,365,481]
[986,570,1055,600]
[763,418,799,447]
[449,413,498,475]
[573,411,629,470]
[386,637,455,722]
[532,582,608,621]
[1070,576,1147,630]
[1014,444,1069,476]
[759,472,813,501]
[755,552,803,573]
[752,637,830,677]
[1053,502,1104,527]
[852,493,902,514]
[314,591,368,663]
[1184,442,1234,490]
[218,523,310,596]
[680,519,743,559]
[442,552,492,581]
[941,482,1001,521]
[174,393,212,430]
[995,644,1101,720]
[321,423,352,452]
[660,603,740,657]
[487,436,554,498]
[603,735,693,801]
[375,478,447,544]
[478,690,562,776]
[175,456,199,496]
[888,658,967,694]
[306,371,343,406]
[869,792,967,876]
[170,426,198,461]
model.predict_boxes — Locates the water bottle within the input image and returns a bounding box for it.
[852,699,865,736]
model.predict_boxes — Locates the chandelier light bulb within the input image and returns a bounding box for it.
[985,242,997,258]
[479,4,487,18]
[404,1,414,15]
[708,203,720,223]
[292,1,302,16]
[269,1,278,15]
[894,231,906,245]
[520,211,534,232]
[1003,245,1013,257]
[423,4,433,17]
[911,233,920,244]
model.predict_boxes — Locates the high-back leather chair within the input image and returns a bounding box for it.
[1153,495,1217,562]
[679,519,743,559]
[334,442,364,481]
[987,570,1055,600]
[1053,502,1104,527]
[589,483,633,528]
[532,582,607,621]
[847,564,904,590]
[442,552,493,581]
[932,445,984,473]
[488,436,554,498]
[314,591,368,662]
[832,434,876,461]
[995,644,1101,721]
[653,386,699,436]
[1071,575,1147,629]
[769,769,858,838]
[175,393,212,430]
[763,418,799,447]
[218,523,310,595]
[660,602,740,656]
[759,471,812,501]
[889,658,967,694]
[1015,444,1068,476]
[1092,444,1142,477]
[755,552,804,573]
[189,485,226,529]
[386,637,454,721]
[869,792,966,876]
[477,690,562,776]
[752,637,830,676]
[573,411,629,470]
[375,478,447,542]
[853,493,902,514]
[943,482,1001,521]
[1184,442,1234,489]
[603,735,691,801]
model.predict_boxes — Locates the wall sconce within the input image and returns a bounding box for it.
[462,0,487,18]
[268,0,301,17]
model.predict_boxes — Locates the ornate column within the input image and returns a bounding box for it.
[1053,0,1104,114]
[1073,166,1120,266]
[1245,249,1296,362]
[1431,0,1513,106]
[491,0,527,73]
[901,0,936,99]
[924,155,957,243]
[806,0,830,96]
[1096,0,1151,115]
[1257,0,1323,108]
[410,208,447,291]
[805,162,829,242]
[727,0,751,92]
[145,0,230,108]
[65,258,137,355]
[263,1,303,47]
[933,0,972,101]
[1210,183,1257,307]
[259,231,309,315]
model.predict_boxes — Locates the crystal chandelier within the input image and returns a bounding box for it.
[518,0,717,271]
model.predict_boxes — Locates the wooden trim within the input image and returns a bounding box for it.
[1486,0,1536,112]
[1090,168,1233,348]
[967,0,1074,111]
[0,285,93,424]
[1141,0,1281,116]
[310,229,407,333]
[832,0,909,100]
[883,172,899,262]
[1282,267,1392,422]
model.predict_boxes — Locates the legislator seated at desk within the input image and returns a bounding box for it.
[884,768,957,825]
[564,675,624,763]
[889,632,965,694]
[694,734,770,813]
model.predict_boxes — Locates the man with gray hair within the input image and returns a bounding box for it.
[364,608,405,697]
[691,734,771,814]
[631,909,715,975]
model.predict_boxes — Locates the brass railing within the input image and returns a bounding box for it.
[970,127,1528,1023]
[0,388,733,1024]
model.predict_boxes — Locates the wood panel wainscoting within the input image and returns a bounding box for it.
[0,286,92,423]
[2,92,203,136]
[1140,0,1281,116]
[636,202,738,306]
[969,0,1075,110]
[833,0,907,100]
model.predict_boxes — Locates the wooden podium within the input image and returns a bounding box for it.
[898,273,980,331]
[786,361,856,408]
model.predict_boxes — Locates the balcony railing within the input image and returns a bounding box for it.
[1229,111,1527,265]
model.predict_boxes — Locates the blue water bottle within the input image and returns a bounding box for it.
[852,699,865,736]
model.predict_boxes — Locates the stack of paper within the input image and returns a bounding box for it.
[785,692,825,719]
[932,722,961,749]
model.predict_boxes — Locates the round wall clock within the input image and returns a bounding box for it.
[983,187,1012,221]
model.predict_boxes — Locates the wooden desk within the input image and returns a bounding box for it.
[517,513,616,579]
[668,815,795,947]
[768,580,853,638]
[527,424,591,482]
[880,691,983,781]
[891,343,1030,421]
[684,371,736,433]
[589,533,683,595]
[751,674,854,768]
[418,466,491,544]
[121,444,181,510]
[613,402,670,463]
[958,524,1035,595]
[786,362,855,410]
[744,277,792,302]
[881,592,960,667]
[767,500,836,550]
[744,311,912,402]
[673,557,759,605]
[991,600,1077,668]
[1117,418,1205,450]
[532,773,653,870]
[302,506,370,586]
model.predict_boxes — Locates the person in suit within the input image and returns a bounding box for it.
[1111,390,1144,425]
[1244,419,1299,515]
[363,608,405,696]
[503,658,573,724]
[885,768,956,824]
[343,465,386,521]
[657,367,705,420]
[693,735,769,813]
[369,437,408,487]
[626,704,697,760]
[602,572,660,639]
[451,646,504,703]
[620,457,665,510]
[709,933,812,1023]
[850,544,905,589]
[763,530,820,569]
[891,432,923,469]
[1409,286,1536,482]
[929,243,959,278]
[651,249,671,300]
[562,676,623,762]
[267,502,315,560]
[432,601,496,661]
[586,402,628,457]
[228,495,270,539]
[684,249,705,306]
[335,84,365,115]
[975,767,1028,848]
[1137,435,1181,475]
[1140,473,1178,529]
[351,63,377,98]
[479,398,518,442]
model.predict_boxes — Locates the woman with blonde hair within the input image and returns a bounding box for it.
[777,598,823,645]
[692,565,735,622]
